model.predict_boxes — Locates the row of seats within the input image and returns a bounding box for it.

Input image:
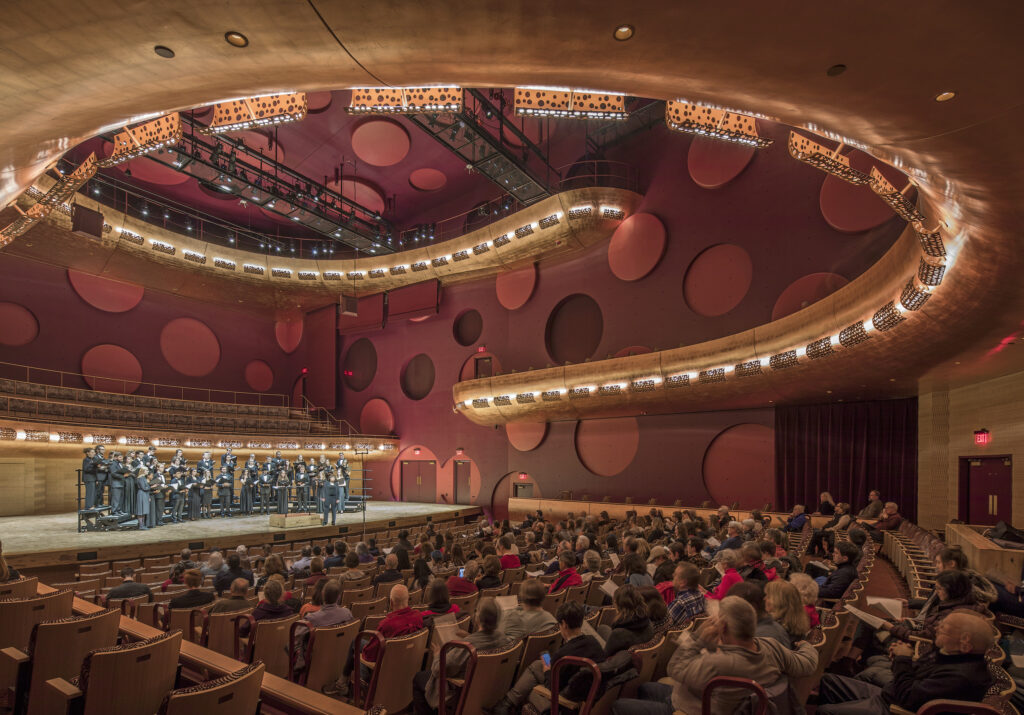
[882,520,943,600]
[2,394,318,435]
[0,376,290,417]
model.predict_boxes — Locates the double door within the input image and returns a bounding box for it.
[959,455,1012,525]
[400,460,436,503]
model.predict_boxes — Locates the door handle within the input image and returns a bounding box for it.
[994,494,998,515]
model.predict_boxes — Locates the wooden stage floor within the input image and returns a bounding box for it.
[2,502,480,570]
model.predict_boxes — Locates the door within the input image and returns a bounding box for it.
[400,460,436,503]
[959,456,1012,525]
[514,482,534,498]
[453,460,472,505]
[474,357,493,379]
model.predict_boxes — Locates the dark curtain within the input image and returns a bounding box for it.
[775,398,917,521]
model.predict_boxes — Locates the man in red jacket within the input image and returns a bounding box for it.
[498,535,521,570]
[549,551,584,593]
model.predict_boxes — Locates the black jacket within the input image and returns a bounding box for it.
[214,567,254,595]
[884,652,992,711]
[548,634,605,696]
[106,581,152,601]
[604,615,653,656]
[169,588,216,610]
[818,561,858,600]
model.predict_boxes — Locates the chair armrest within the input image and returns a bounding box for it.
[0,646,30,707]
[889,705,914,715]
[41,677,83,715]
[549,656,600,713]
[439,640,476,715]
[529,685,580,710]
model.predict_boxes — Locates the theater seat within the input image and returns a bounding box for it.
[158,662,264,715]
[439,639,524,714]
[354,628,430,713]
[0,588,74,651]
[40,630,182,715]
[702,676,771,714]
[0,576,38,599]
[290,618,360,690]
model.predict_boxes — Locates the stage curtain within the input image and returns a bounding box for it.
[774,398,917,520]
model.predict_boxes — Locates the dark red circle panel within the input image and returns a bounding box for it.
[546,294,603,364]
[453,310,483,346]
[507,422,547,452]
[81,344,143,394]
[342,338,377,391]
[351,119,411,167]
[360,398,395,434]
[0,302,39,346]
[687,135,756,189]
[683,244,753,317]
[496,264,537,310]
[703,424,775,510]
[575,417,640,476]
[401,353,435,400]
[160,318,220,377]
[68,270,144,313]
[244,360,274,392]
[607,212,666,281]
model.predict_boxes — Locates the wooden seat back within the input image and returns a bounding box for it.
[158,662,264,715]
[297,619,360,691]
[350,596,387,621]
[106,593,150,618]
[502,567,525,585]
[480,584,510,599]
[621,635,664,699]
[540,589,567,616]
[77,564,110,577]
[0,576,38,599]
[450,592,480,621]
[245,614,300,678]
[653,628,686,681]
[50,578,102,599]
[517,627,562,679]
[17,608,121,715]
[374,580,400,599]
[201,609,253,657]
[441,639,524,714]
[564,584,588,605]
[341,575,372,591]
[358,628,429,713]
[340,585,373,607]
[159,606,203,640]
[0,588,74,650]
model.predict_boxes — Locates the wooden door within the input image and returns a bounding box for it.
[959,456,1013,525]
[400,460,436,503]
[453,460,471,505]
[474,357,493,378]
[418,461,436,504]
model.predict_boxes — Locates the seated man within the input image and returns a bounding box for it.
[104,566,152,603]
[502,578,558,640]
[498,535,521,570]
[209,577,253,613]
[168,568,216,610]
[213,552,254,596]
[816,542,861,600]
[712,522,744,556]
[490,600,604,715]
[855,502,903,543]
[611,596,817,714]
[667,562,706,624]
[548,551,584,593]
[817,611,994,714]
[779,504,809,532]
[373,553,403,585]
[856,489,884,520]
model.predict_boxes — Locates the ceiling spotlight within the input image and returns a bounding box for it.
[934,90,957,103]
[224,31,249,48]
[826,64,847,77]
[613,24,635,41]
[153,45,175,59]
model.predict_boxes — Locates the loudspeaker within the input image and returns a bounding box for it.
[341,294,358,316]
[71,204,104,239]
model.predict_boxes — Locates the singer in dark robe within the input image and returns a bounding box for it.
[94,444,109,505]
[135,467,151,530]
[321,474,341,526]
[123,451,138,520]
[81,447,98,509]
[258,467,274,515]
[239,458,257,515]
[168,472,186,523]
[149,468,166,527]
[109,451,126,515]
[186,468,202,521]
[337,455,351,509]
[275,469,291,514]
[216,467,233,517]
[294,466,310,513]
[220,447,237,476]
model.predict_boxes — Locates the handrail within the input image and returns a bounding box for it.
[300,395,361,436]
[0,360,288,407]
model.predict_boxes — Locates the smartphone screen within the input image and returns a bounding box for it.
[459,567,465,577]
[541,652,551,668]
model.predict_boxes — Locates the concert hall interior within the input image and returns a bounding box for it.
[1,3,1023,715]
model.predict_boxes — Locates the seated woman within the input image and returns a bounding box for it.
[815,491,837,516]
[638,585,673,635]
[807,502,852,557]
[355,541,374,564]
[475,554,504,590]
[704,549,743,600]
[623,553,654,588]
[421,579,461,625]
[788,572,821,628]
[239,578,292,636]
[601,584,654,656]
[765,579,811,644]
[577,549,603,579]
[255,553,288,590]
[339,551,366,581]
[411,555,433,591]
[883,569,992,642]
[412,598,513,715]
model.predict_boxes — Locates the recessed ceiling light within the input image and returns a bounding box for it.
[613,24,634,41]
[934,90,957,103]
[224,31,249,48]
[826,64,847,77]
[153,45,175,59]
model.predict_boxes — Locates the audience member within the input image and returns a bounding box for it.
[324,541,346,569]
[373,553,403,585]
[728,581,792,647]
[602,584,654,656]
[817,542,861,600]
[765,579,810,643]
[209,577,253,613]
[502,578,558,640]
[447,559,480,595]
[497,535,520,569]
[214,551,254,595]
[168,568,216,609]
[304,580,354,627]
[339,551,365,581]
[667,562,706,624]
[291,546,313,574]
[477,554,504,590]
[780,504,809,532]
[104,566,152,603]
[788,572,821,628]
[816,491,836,516]
[548,551,584,593]
[421,579,460,618]
[704,549,742,600]
[0,541,20,582]
[856,489,884,520]
[712,522,744,555]
[624,553,654,588]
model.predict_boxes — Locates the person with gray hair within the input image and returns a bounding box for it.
[611,596,817,714]
[413,598,513,713]
[713,521,744,556]
[446,558,480,596]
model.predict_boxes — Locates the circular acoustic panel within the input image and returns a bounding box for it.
[453,309,483,346]
[244,360,274,392]
[506,421,547,452]
[683,244,753,317]
[401,353,435,400]
[342,337,377,391]
[360,398,395,434]
[772,272,850,321]
[0,302,38,346]
[546,294,603,364]
[409,167,447,192]
[351,118,411,167]
[614,345,651,358]
[575,417,640,477]
[160,317,221,377]
[275,319,303,354]
[687,135,756,189]
[68,269,145,313]
[608,212,666,281]
[703,423,775,510]
[81,344,143,394]
[820,148,905,233]
[306,91,334,113]
[495,264,537,311]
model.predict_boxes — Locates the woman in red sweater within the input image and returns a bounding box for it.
[704,549,743,600]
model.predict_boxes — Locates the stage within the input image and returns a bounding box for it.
[1,502,481,572]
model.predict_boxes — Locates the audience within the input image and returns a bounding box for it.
[209,577,252,613]
[856,489,884,520]
[728,581,792,647]
[104,566,152,603]
[421,579,460,619]
[447,559,480,595]
[168,568,216,609]
[214,551,254,595]
[602,584,654,656]
[788,572,821,628]
[623,553,654,587]
[476,554,504,589]
[339,551,366,581]
[817,542,861,600]
[373,553,403,585]
[548,551,584,593]
[502,578,558,639]
[303,579,354,627]
[667,562,706,624]
[765,579,810,643]
[497,535,520,569]
[704,549,742,600]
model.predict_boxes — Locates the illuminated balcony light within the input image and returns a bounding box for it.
[541,390,562,402]
[389,265,407,275]
[451,250,470,262]
[539,213,561,229]
[201,93,308,133]
[214,258,236,270]
[348,86,463,114]
[150,239,175,255]
[666,100,772,148]
[431,256,449,267]
[298,271,318,280]
[665,374,690,388]
[493,395,512,406]
[271,268,292,278]
[368,268,386,277]
[183,249,206,264]
[472,242,490,255]
[493,234,511,247]
[347,271,365,280]
[514,87,628,120]
[100,113,183,167]
[514,224,535,238]
[568,205,593,219]
[600,206,625,220]
[410,261,429,272]
[788,132,870,185]
[243,263,264,275]
[869,167,925,222]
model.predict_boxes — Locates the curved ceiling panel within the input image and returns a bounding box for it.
[495,264,537,310]
[683,244,753,317]
[81,344,142,394]
[244,359,275,392]
[772,272,850,321]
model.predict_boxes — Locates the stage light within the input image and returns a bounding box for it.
[666,100,772,147]
[347,87,462,114]
[788,132,870,184]
[201,92,307,134]
[514,87,628,120]
[99,113,182,167]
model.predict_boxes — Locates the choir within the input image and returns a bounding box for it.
[80,447,351,528]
